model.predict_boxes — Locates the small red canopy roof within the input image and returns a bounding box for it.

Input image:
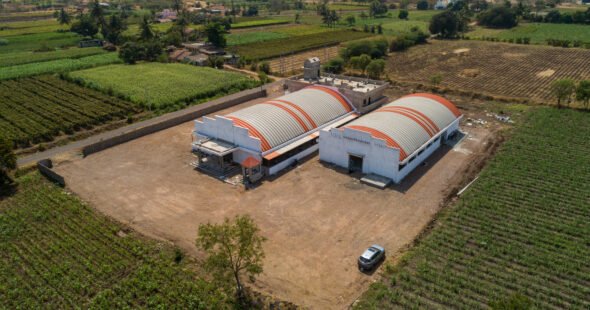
[241,156,261,168]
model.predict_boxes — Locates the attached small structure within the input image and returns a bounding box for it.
[319,93,462,184]
[192,86,358,183]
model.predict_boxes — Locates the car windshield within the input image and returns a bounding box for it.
[361,248,378,260]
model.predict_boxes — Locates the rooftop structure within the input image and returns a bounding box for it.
[319,93,463,184]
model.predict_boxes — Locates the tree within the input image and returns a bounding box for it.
[575,80,590,109]
[323,57,345,74]
[322,10,339,28]
[205,22,227,48]
[551,79,575,108]
[345,15,356,26]
[369,0,388,17]
[478,7,518,28]
[57,8,71,25]
[366,59,385,79]
[417,0,429,10]
[0,135,16,192]
[429,11,462,38]
[139,16,155,41]
[544,9,561,23]
[349,54,371,75]
[104,14,126,44]
[534,0,545,12]
[70,14,98,38]
[196,215,266,302]
[398,9,409,20]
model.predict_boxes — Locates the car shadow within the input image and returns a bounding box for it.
[358,254,386,276]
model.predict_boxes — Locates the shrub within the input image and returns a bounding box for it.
[417,0,429,10]
[259,61,270,74]
[323,57,345,74]
[340,38,389,61]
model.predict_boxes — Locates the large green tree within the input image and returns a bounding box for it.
[196,215,266,302]
[551,79,576,108]
[70,14,99,38]
[57,8,71,25]
[429,11,463,38]
[205,22,227,48]
[575,80,590,109]
[139,15,155,41]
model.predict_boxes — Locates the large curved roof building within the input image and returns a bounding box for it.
[226,86,352,152]
[320,93,463,184]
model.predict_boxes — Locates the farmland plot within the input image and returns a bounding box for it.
[0,47,106,67]
[387,40,590,104]
[68,63,258,108]
[0,76,136,147]
[0,172,228,308]
[0,31,80,54]
[356,107,590,309]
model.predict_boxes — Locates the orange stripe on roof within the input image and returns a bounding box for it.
[226,116,272,151]
[346,125,408,160]
[383,106,440,132]
[273,99,318,129]
[261,102,310,132]
[376,108,435,137]
[378,107,437,136]
[403,93,462,117]
[307,86,352,113]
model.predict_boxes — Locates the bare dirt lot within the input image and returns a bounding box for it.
[388,40,590,105]
[54,95,496,309]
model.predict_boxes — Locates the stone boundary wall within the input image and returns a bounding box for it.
[82,87,267,157]
[37,159,65,186]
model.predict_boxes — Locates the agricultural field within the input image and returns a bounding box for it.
[269,45,340,75]
[227,24,335,46]
[68,63,259,108]
[235,29,373,60]
[231,19,289,29]
[0,53,121,80]
[0,47,106,67]
[356,107,590,308]
[468,23,590,45]
[0,19,68,36]
[387,40,590,104]
[0,172,228,308]
[328,3,369,11]
[0,31,80,54]
[0,75,137,147]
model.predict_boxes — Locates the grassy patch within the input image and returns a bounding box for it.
[0,19,68,36]
[232,19,289,29]
[68,62,258,108]
[227,31,289,46]
[355,107,590,308]
[0,75,137,147]
[0,47,106,67]
[236,29,373,60]
[0,31,80,54]
[468,23,590,44]
[0,53,121,80]
[0,172,228,308]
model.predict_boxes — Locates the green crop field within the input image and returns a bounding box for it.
[227,31,289,46]
[68,63,258,108]
[0,172,228,308]
[468,23,590,44]
[328,3,369,10]
[235,29,373,59]
[0,19,68,36]
[0,76,137,147]
[0,31,81,54]
[0,53,121,80]
[231,19,289,29]
[0,47,106,67]
[356,107,590,309]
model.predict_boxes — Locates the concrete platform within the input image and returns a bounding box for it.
[361,174,392,189]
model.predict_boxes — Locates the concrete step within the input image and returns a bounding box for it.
[360,174,392,189]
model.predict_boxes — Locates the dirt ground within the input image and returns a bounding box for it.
[54,94,498,309]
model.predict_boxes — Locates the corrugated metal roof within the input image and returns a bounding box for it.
[227,86,352,152]
[344,93,462,161]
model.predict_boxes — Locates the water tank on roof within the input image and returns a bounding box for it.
[304,57,321,81]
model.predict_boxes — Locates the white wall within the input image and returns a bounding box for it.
[319,128,400,180]
[194,116,262,153]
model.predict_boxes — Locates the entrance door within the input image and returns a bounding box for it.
[349,154,363,173]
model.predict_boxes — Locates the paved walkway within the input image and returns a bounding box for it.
[17,83,276,167]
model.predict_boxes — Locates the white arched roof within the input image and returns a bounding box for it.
[344,93,462,160]
[226,86,352,152]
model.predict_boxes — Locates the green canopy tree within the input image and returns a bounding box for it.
[70,14,99,38]
[429,11,463,38]
[196,215,266,303]
[350,54,371,76]
[205,22,227,48]
[139,15,155,41]
[551,79,576,108]
[57,8,71,25]
[366,59,386,79]
[575,80,590,109]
